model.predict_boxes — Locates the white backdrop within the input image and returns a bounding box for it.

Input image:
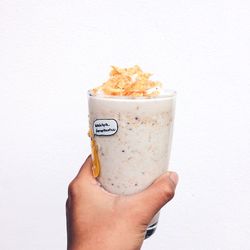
[0,1,250,249]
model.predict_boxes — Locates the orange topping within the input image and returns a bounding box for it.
[92,65,162,97]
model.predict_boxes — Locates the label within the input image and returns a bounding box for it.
[93,119,118,136]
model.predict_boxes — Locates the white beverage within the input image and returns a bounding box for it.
[88,90,176,238]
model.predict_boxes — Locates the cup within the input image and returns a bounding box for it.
[88,90,176,238]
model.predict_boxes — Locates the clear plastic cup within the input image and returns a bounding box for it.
[88,90,176,238]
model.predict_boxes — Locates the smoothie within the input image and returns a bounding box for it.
[88,65,176,238]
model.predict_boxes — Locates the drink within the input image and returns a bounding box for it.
[87,66,176,238]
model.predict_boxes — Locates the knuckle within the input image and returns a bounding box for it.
[65,198,70,209]
[160,186,175,201]
[68,179,81,197]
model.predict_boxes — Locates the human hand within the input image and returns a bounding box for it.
[66,155,178,250]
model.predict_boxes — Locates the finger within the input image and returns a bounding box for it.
[76,154,94,180]
[132,171,178,218]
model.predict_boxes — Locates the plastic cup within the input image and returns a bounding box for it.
[88,90,176,238]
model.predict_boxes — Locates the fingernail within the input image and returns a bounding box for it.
[168,172,179,186]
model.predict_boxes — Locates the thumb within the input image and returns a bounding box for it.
[132,172,178,219]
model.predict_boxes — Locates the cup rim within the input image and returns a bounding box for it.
[87,89,176,100]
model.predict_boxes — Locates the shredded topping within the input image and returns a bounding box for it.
[92,65,162,97]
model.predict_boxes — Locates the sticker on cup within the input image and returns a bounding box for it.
[93,119,118,136]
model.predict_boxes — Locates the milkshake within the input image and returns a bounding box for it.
[88,66,176,238]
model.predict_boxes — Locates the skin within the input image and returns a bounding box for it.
[66,155,178,250]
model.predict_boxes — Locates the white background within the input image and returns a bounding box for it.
[0,0,250,249]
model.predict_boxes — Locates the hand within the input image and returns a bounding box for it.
[66,155,178,250]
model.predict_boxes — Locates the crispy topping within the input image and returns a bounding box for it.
[92,65,162,97]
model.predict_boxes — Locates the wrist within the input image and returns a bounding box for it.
[68,239,141,250]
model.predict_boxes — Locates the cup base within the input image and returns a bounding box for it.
[145,222,158,239]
